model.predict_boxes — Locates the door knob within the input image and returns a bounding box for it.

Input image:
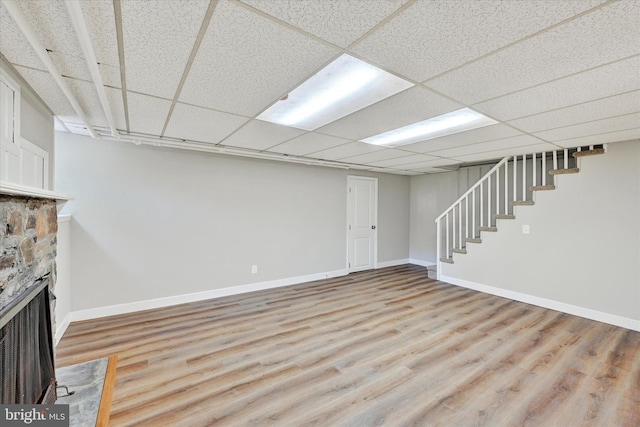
[371,225,376,229]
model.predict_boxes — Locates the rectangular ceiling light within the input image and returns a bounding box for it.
[360,108,498,147]
[256,54,413,131]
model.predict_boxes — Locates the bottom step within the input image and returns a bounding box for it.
[440,257,454,264]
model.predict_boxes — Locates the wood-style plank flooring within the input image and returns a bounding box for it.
[56,265,640,426]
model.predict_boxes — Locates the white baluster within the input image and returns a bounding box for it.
[488,174,492,224]
[542,152,546,186]
[465,196,469,240]
[564,149,568,169]
[480,180,484,227]
[532,152,537,188]
[522,154,526,201]
[445,213,449,259]
[496,169,500,215]
[553,150,558,171]
[513,156,517,203]
[472,189,476,237]
[504,161,508,214]
[458,202,462,248]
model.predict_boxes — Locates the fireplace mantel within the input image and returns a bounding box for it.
[0,181,74,202]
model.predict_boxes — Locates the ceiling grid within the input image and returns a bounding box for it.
[0,0,637,174]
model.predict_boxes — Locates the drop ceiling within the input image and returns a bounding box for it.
[0,0,638,175]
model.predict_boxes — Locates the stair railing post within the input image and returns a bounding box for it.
[436,219,441,280]
[445,212,449,261]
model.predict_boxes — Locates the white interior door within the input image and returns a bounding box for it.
[347,176,377,272]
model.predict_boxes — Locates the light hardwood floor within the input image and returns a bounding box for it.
[56,265,640,426]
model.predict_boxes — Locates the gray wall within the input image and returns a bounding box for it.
[440,140,640,321]
[1,58,55,187]
[55,132,410,311]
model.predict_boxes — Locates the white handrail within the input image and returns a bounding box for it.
[435,156,511,222]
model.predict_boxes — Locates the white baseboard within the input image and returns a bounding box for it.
[55,313,71,346]
[408,258,436,268]
[376,259,410,268]
[441,275,640,332]
[68,269,348,323]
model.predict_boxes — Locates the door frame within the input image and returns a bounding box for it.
[346,175,378,273]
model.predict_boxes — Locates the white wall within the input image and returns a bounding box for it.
[55,132,410,312]
[440,140,640,326]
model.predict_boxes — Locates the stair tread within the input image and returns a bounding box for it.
[511,200,535,206]
[426,264,437,272]
[549,167,580,175]
[573,148,605,158]
[495,214,516,219]
[452,248,467,254]
[531,185,556,191]
[440,257,454,264]
[466,238,482,244]
[479,226,497,232]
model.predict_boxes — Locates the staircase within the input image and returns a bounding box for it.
[432,144,606,280]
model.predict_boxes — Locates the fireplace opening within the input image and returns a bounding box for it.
[0,277,57,404]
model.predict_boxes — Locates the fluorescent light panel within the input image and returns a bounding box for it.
[257,54,413,131]
[361,108,498,147]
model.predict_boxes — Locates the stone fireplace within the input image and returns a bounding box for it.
[0,195,58,308]
[1,193,60,404]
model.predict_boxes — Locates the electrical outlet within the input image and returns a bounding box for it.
[251,265,258,274]
[522,225,530,234]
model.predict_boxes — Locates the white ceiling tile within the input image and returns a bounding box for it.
[310,142,385,161]
[267,132,349,156]
[121,0,209,99]
[2,0,94,82]
[553,129,640,148]
[127,92,172,136]
[316,86,462,140]
[508,91,640,133]
[339,148,416,164]
[239,0,407,48]
[534,113,640,142]
[352,0,605,82]
[0,4,45,70]
[13,66,75,120]
[451,143,558,163]
[220,119,306,151]
[179,0,339,117]
[65,78,108,128]
[401,124,522,154]
[80,0,121,88]
[367,153,436,168]
[429,135,543,158]
[427,1,640,104]
[388,169,425,176]
[473,57,640,121]
[164,103,249,145]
